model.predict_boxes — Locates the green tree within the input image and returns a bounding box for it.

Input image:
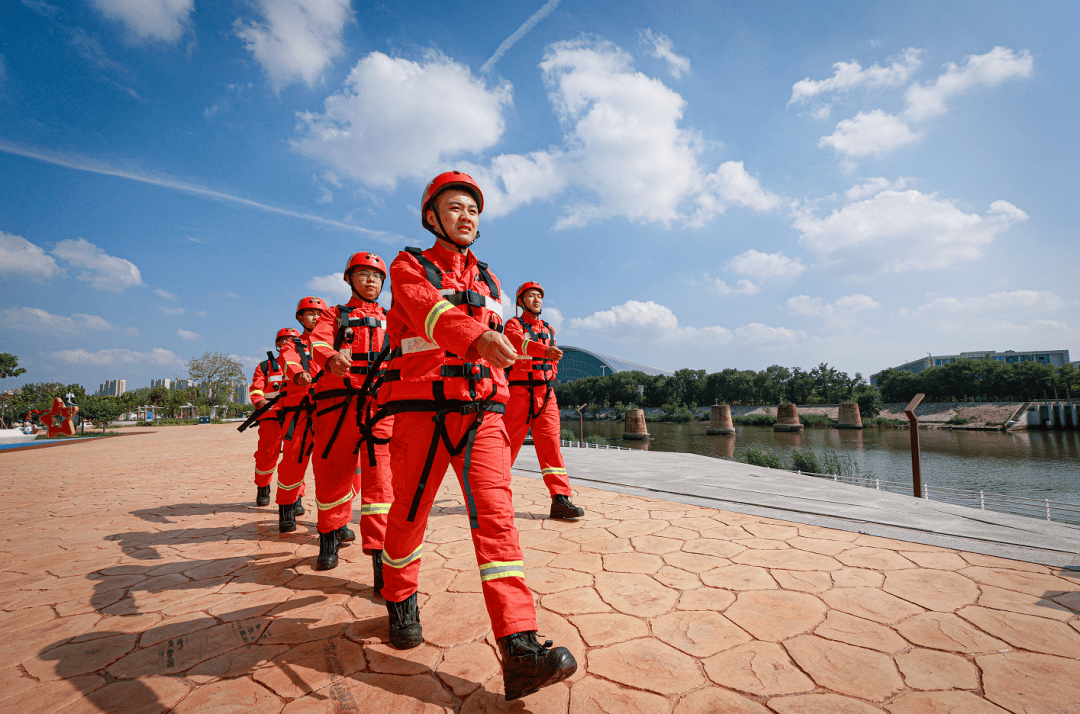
[187,352,244,405]
[852,384,883,418]
[0,353,27,380]
[79,395,122,432]
[785,367,816,404]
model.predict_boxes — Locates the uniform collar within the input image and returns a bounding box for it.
[346,295,383,312]
[520,310,542,327]
[431,240,475,272]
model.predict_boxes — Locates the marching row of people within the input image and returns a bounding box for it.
[241,171,579,700]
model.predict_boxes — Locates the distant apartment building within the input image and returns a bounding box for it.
[150,378,173,389]
[97,379,126,397]
[871,349,1071,385]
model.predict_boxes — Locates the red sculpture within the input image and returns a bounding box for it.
[40,397,78,437]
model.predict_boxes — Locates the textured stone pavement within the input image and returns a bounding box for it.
[2,425,1079,713]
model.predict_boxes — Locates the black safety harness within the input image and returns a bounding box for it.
[506,316,556,423]
[313,305,397,467]
[278,336,321,461]
[237,353,284,432]
[371,246,505,530]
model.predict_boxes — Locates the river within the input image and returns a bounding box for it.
[564,419,1080,505]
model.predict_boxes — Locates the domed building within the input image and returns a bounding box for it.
[554,346,672,385]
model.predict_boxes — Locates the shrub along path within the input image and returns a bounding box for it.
[1,424,1079,712]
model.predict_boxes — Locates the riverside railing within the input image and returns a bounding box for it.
[560,439,633,451]
[797,470,1080,525]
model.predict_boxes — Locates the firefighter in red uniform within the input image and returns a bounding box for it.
[247,328,297,506]
[274,297,328,532]
[377,171,576,701]
[307,254,395,588]
[504,283,585,519]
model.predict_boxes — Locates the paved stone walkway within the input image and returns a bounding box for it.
[2,425,1079,713]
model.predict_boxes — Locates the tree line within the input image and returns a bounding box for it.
[0,352,248,428]
[555,358,1079,415]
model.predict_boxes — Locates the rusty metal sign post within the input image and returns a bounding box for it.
[904,393,925,498]
[576,403,588,448]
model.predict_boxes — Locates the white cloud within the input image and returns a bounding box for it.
[306,273,351,304]
[481,0,562,74]
[904,46,1033,122]
[0,307,116,334]
[50,238,142,291]
[732,323,807,345]
[814,46,1032,159]
[0,231,63,280]
[540,306,564,331]
[177,328,201,340]
[818,109,921,158]
[785,294,879,327]
[480,38,779,228]
[293,51,512,188]
[845,176,913,201]
[727,249,806,282]
[90,0,193,44]
[894,290,1071,343]
[235,0,353,91]
[49,347,183,367]
[709,278,759,296]
[641,29,690,79]
[794,188,1027,278]
[789,48,922,104]
[898,289,1064,323]
[153,287,178,300]
[161,306,185,315]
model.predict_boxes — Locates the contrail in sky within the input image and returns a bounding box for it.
[481,0,562,74]
[0,140,398,240]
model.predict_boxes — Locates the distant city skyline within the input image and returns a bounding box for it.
[1,1,1076,389]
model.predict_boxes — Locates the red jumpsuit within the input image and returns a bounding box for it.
[504,313,571,497]
[274,334,318,505]
[308,297,394,551]
[378,243,536,640]
[248,355,285,487]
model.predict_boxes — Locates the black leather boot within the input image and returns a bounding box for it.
[278,503,296,533]
[256,485,271,506]
[549,495,584,519]
[498,631,577,700]
[385,592,423,649]
[372,549,384,596]
[336,524,355,545]
[294,496,305,516]
[315,529,339,570]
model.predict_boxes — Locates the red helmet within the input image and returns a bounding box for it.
[295,296,328,318]
[343,252,386,282]
[516,281,545,304]
[276,327,300,341]
[421,170,484,232]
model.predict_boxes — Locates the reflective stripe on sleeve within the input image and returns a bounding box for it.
[250,389,265,397]
[424,299,455,342]
[382,545,422,569]
[360,503,391,516]
[255,467,276,476]
[479,560,525,582]
[312,341,334,350]
[541,467,568,476]
[316,488,356,511]
[521,338,532,354]
[276,479,302,491]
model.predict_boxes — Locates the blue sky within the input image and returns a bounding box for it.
[1,0,1077,391]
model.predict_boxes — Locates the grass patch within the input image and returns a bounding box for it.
[584,435,608,445]
[729,444,870,480]
[732,444,786,470]
[732,413,776,426]
[798,414,833,427]
[945,415,972,425]
[133,418,223,426]
[863,417,906,428]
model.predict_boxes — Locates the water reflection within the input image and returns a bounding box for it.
[570,419,1080,503]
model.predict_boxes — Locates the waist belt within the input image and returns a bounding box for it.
[437,288,503,317]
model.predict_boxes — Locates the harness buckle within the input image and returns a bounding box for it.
[463,289,484,307]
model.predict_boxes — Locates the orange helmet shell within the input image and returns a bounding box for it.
[421,171,484,231]
[343,252,386,282]
[276,327,301,341]
[295,296,328,318]
[516,281,545,305]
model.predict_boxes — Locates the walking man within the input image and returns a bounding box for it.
[247,328,296,506]
[504,282,584,519]
[377,171,577,701]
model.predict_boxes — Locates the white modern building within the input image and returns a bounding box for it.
[150,378,173,389]
[871,349,1071,384]
[97,379,126,396]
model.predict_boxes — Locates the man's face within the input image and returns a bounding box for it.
[521,289,543,314]
[298,309,320,331]
[349,268,384,301]
[427,190,479,246]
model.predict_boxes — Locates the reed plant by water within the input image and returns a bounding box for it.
[798,414,833,427]
[732,413,776,426]
[730,444,869,480]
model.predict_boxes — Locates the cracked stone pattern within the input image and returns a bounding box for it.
[1,425,1076,712]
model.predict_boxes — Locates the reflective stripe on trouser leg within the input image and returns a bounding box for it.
[275,409,311,505]
[534,394,571,496]
[310,396,360,533]
[359,413,394,554]
[504,387,532,467]
[254,418,283,487]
